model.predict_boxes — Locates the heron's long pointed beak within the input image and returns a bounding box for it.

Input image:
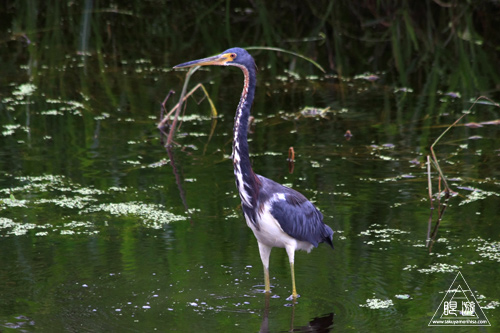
[173,53,233,69]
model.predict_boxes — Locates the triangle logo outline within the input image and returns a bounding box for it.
[429,271,491,326]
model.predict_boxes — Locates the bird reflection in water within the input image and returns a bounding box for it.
[259,294,334,332]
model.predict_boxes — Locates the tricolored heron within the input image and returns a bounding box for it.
[174,48,334,298]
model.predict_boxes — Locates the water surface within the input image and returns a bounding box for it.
[1,2,500,332]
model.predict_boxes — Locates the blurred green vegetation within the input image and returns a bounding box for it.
[1,0,498,166]
[2,0,499,97]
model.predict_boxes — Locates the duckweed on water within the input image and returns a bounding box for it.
[36,195,98,209]
[0,197,28,209]
[475,240,500,262]
[458,187,500,206]
[147,159,169,168]
[416,263,462,274]
[0,174,186,236]
[40,110,64,116]
[0,217,36,236]
[1,124,24,136]
[402,263,463,274]
[359,227,410,245]
[359,298,394,309]
[483,301,500,310]
[12,83,36,97]
[82,202,186,229]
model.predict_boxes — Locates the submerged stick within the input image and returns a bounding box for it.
[160,90,175,122]
[167,66,198,146]
[426,96,499,249]
[426,155,434,246]
[159,90,175,135]
[426,155,433,209]
[427,189,450,252]
[165,145,192,224]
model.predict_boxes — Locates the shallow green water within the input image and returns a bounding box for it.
[1,2,500,332]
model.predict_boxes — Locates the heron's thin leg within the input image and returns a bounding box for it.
[258,242,272,293]
[285,245,298,298]
[263,264,270,293]
[290,262,297,297]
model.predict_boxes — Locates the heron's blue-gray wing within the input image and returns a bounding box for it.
[269,187,334,248]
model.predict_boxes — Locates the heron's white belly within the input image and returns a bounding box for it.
[245,209,313,252]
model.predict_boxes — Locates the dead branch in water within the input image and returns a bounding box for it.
[159,67,217,146]
[426,96,499,250]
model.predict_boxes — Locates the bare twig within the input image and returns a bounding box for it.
[426,155,433,209]
[159,90,175,136]
[159,67,218,146]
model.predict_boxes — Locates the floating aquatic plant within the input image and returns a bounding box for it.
[359,298,394,309]
[394,294,411,300]
[1,124,23,136]
[359,228,410,238]
[35,195,97,209]
[12,83,36,97]
[0,174,186,237]
[417,263,461,274]
[0,217,37,236]
[81,202,186,229]
[458,188,500,206]
[475,240,500,263]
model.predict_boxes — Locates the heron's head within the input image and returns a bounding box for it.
[173,47,255,71]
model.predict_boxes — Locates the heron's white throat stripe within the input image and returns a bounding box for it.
[233,159,251,206]
[232,64,252,208]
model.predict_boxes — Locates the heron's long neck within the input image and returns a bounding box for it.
[232,65,260,213]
